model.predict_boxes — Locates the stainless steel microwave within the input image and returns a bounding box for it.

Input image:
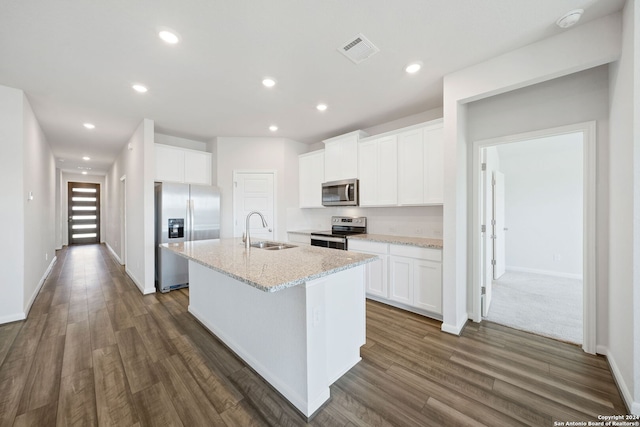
[322,179,359,206]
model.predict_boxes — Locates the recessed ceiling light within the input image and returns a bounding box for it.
[269,125,278,132]
[132,84,148,93]
[83,123,95,129]
[158,29,180,44]
[262,78,276,88]
[405,62,423,74]
[316,103,328,111]
[556,9,584,29]
[82,156,90,161]
[82,171,88,175]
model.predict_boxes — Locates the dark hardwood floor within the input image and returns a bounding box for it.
[0,244,627,426]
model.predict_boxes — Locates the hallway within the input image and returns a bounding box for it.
[0,244,627,426]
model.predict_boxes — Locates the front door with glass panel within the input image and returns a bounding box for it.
[68,182,100,244]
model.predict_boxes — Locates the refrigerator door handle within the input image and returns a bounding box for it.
[189,199,195,241]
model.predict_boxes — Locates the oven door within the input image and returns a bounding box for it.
[310,235,347,250]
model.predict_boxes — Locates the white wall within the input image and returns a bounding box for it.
[105,148,126,264]
[608,0,639,413]
[0,85,26,323]
[60,173,106,246]
[0,85,56,324]
[22,94,56,314]
[155,133,207,151]
[442,13,621,337]
[216,137,308,241]
[496,134,583,278]
[105,119,156,294]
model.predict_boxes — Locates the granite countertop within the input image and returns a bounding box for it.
[160,238,376,293]
[347,233,443,249]
[286,229,318,235]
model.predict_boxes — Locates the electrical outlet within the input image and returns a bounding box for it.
[553,253,561,261]
[45,253,48,261]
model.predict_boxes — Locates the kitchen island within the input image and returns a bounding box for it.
[160,239,376,419]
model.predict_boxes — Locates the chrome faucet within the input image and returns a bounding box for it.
[244,211,269,249]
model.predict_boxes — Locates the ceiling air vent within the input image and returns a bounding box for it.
[338,33,379,64]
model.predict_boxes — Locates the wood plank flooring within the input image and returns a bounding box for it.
[0,244,627,426]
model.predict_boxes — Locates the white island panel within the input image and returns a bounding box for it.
[187,260,366,418]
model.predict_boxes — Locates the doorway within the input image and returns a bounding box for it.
[232,171,276,240]
[472,122,597,353]
[67,182,101,245]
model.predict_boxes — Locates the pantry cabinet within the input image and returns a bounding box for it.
[155,144,211,185]
[298,150,324,208]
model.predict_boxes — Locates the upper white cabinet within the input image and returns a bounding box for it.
[298,150,325,208]
[397,121,443,205]
[323,130,368,182]
[358,135,398,206]
[155,144,212,185]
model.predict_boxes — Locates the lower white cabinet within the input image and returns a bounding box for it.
[349,240,442,317]
[390,255,442,314]
[389,256,413,305]
[348,240,388,298]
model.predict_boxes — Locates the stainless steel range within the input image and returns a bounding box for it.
[310,216,367,250]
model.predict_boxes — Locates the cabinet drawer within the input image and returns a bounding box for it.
[348,240,388,254]
[390,244,441,262]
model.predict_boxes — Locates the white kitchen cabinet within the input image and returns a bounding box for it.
[424,125,444,204]
[155,144,185,183]
[413,258,442,313]
[323,130,367,182]
[298,150,325,208]
[348,240,388,298]
[389,256,413,305]
[358,135,397,206]
[397,121,443,205]
[155,144,211,185]
[389,244,442,315]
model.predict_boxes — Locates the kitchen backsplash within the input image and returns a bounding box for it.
[287,206,443,238]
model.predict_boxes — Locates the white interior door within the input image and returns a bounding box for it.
[482,165,493,317]
[233,172,275,240]
[493,171,506,279]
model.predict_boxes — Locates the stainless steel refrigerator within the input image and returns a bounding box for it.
[155,182,221,292]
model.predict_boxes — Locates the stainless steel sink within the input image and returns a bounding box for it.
[250,241,297,250]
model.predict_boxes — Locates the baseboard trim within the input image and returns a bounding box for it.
[105,242,123,265]
[506,266,582,280]
[598,345,639,415]
[0,313,26,325]
[441,313,468,336]
[125,268,155,295]
[24,256,57,317]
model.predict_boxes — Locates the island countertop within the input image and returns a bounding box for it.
[160,238,377,293]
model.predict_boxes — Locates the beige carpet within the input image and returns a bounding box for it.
[483,271,583,344]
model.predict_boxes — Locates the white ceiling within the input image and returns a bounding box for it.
[0,0,625,175]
